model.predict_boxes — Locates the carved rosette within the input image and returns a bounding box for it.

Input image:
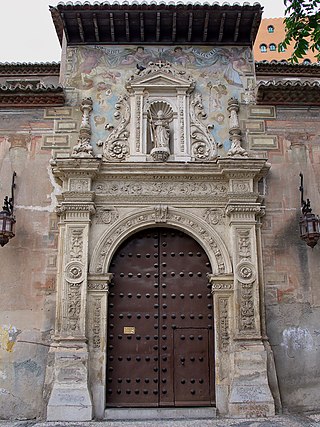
[97,94,130,161]
[227,98,248,158]
[72,98,94,157]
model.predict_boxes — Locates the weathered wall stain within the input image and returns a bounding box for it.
[0,325,21,352]
[281,327,314,358]
[13,359,42,377]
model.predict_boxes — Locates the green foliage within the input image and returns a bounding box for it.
[279,0,320,63]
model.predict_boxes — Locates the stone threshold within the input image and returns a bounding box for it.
[104,407,217,421]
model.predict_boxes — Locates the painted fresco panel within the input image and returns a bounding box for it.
[66,46,254,154]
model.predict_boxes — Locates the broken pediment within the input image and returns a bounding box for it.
[126,61,196,93]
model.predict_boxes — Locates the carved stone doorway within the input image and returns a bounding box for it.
[106,227,215,407]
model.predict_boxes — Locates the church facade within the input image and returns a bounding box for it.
[1,2,320,422]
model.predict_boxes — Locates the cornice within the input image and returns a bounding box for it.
[50,2,262,46]
[0,62,60,76]
[257,80,320,106]
[255,61,320,77]
[0,83,65,108]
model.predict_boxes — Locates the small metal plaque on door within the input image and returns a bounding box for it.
[123,326,135,334]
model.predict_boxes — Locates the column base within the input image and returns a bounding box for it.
[46,341,93,421]
[47,386,92,421]
[228,342,275,417]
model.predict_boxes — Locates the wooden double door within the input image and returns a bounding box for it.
[107,228,215,407]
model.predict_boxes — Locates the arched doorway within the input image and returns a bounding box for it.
[106,227,215,407]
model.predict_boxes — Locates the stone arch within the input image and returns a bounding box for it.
[89,206,232,275]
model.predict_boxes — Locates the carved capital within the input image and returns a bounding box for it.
[88,273,113,292]
[208,274,234,293]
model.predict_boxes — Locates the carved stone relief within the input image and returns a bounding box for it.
[190,92,221,160]
[90,208,232,276]
[69,178,90,192]
[65,282,82,333]
[204,208,224,225]
[97,95,130,161]
[95,207,119,225]
[94,180,227,197]
[153,205,168,223]
[69,229,84,260]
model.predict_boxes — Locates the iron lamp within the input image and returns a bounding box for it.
[0,172,16,247]
[299,173,320,248]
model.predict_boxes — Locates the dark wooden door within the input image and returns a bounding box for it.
[106,228,215,407]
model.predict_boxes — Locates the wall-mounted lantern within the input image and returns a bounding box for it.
[0,172,16,247]
[299,172,320,248]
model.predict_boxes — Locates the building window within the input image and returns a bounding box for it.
[269,43,276,51]
[303,59,311,64]
[260,44,267,53]
[267,25,274,33]
[279,44,286,52]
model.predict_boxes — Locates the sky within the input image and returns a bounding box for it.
[0,0,286,63]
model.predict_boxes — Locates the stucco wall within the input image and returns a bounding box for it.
[261,106,320,411]
[0,110,58,419]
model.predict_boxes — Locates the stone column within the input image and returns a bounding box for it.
[226,204,275,417]
[87,273,113,419]
[218,158,275,417]
[208,274,234,415]
[46,157,101,421]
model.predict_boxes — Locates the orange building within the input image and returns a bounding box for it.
[253,17,318,63]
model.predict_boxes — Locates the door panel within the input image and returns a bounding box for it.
[106,228,215,407]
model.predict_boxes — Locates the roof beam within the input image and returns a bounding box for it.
[92,13,100,42]
[172,12,177,42]
[202,12,209,42]
[187,12,193,42]
[156,12,161,42]
[218,12,226,42]
[60,12,70,43]
[234,12,241,41]
[76,13,85,42]
[125,12,130,41]
[250,12,259,43]
[140,12,144,42]
[109,12,115,42]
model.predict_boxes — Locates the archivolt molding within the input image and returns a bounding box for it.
[89,207,232,275]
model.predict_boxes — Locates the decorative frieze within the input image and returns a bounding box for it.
[94,180,227,197]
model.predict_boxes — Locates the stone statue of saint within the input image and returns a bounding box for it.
[151,110,170,148]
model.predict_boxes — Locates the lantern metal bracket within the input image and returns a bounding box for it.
[299,172,312,215]
[2,171,16,215]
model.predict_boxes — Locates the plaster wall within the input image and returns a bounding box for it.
[0,109,58,419]
[258,106,320,412]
